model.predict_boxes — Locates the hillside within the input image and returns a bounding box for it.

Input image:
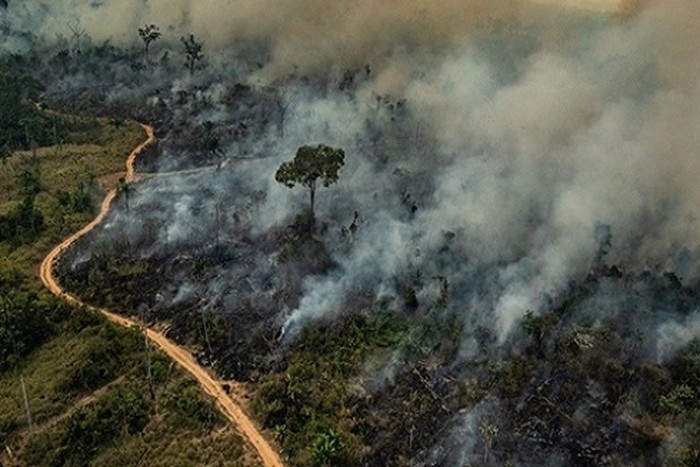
[2,1,700,466]
[0,81,260,466]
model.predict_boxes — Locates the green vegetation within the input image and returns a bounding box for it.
[3,21,696,467]
[0,69,45,150]
[0,289,73,374]
[161,378,223,431]
[0,67,120,154]
[250,280,700,466]
[252,309,468,466]
[20,347,250,467]
[0,109,143,285]
[0,105,255,466]
[0,299,252,465]
[254,311,405,465]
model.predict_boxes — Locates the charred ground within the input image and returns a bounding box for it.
[3,1,700,466]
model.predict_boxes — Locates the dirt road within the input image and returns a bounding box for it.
[39,123,284,467]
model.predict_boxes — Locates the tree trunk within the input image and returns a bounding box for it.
[146,336,156,402]
[202,312,214,356]
[277,103,286,139]
[309,180,316,233]
[20,375,33,433]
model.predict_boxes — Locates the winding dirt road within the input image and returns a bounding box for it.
[39,123,283,467]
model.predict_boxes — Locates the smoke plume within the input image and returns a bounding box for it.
[3,0,700,462]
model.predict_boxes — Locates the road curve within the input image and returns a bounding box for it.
[39,123,284,467]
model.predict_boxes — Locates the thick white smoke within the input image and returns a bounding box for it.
[5,0,699,345]
[3,1,633,79]
[3,1,694,464]
[270,0,700,338]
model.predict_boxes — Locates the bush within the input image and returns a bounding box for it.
[0,290,70,371]
[0,198,44,243]
[659,384,696,414]
[161,378,221,430]
[59,323,142,392]
[15,155,41,198]
[311,428,345,466]
[66,385,149,462]
[60,338,121,392]
[55,180,94,214]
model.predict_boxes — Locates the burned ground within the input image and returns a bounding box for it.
[5,1,700,465]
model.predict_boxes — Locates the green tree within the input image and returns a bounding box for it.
[15,155,41,199]
[162,379,221,430]
[181,34,204,74]
[275,144,345,231]
[0,71,48,149]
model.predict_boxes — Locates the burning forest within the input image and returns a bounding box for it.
[2,0,699,465]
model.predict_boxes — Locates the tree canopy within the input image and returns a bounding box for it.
[275,144,345,229]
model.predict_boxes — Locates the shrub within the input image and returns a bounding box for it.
[161,378,221,430]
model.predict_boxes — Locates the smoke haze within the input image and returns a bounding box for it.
[4,1,638,79]
[5,0,695,338]
[3,0,700,463]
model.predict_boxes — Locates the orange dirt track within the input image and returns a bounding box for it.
[39,123,284,467]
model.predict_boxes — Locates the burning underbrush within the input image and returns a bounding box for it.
[6,0,700,464]
[54,154,700,463]
[57,224,700,464]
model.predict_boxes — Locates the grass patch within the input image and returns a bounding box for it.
[20,371,254,467]
[0,116,143,286]
[254,310,409,466]
[0,311,140,444]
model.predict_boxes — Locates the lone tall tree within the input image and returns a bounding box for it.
[275,144,345,230]
[138,24,161,58]
[181,34,204,74]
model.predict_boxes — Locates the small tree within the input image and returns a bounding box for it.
[15,155,41,199]
[275,144,345,231]
[181,34,204,74]
[138,24,161,58]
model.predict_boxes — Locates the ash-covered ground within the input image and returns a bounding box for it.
[3,0,700,465]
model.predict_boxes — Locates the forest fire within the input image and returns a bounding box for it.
[1,0,699,465]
